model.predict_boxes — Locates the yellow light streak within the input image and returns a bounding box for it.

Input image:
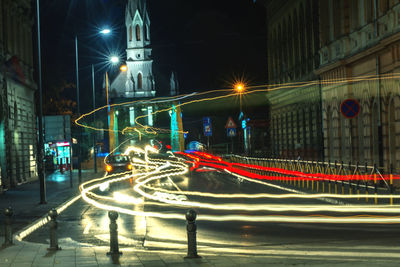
[75,74,400,140]
[76,146,400,224]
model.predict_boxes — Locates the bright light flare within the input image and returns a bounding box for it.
[120,65,127,72]
[106,165,112,173]
[235,83,245,92]
[100,28,111,35]
[110,56,119,64]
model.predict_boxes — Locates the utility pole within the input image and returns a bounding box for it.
[36,0,46,203]
[75,36,82,182]
[92,64,97,173]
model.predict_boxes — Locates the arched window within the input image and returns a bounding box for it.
[129,26,132,41]
[137,73,142,89]
[136,25,141,41]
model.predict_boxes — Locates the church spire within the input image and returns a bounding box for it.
[126,0,150,49]
[123,0,154,98]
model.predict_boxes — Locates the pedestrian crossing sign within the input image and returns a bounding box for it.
[227,128,236,137]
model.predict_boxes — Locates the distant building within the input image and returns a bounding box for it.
[0,0,37,187]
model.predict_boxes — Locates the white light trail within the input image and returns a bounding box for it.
[78,145,400,224]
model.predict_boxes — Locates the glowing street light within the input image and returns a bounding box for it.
[100,28,111,35]
[120,65,127,72]
[234,82,245,114]
[235,83,244,93]
[110,56,119,64]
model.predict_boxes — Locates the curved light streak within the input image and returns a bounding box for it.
[77,146,400,225]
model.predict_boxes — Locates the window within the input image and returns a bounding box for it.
[129,26,132,41]
[137,73,142,89]
[144,24,149,41]
[136,25,141,41]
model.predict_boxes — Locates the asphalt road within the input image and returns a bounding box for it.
[24,163,400,255]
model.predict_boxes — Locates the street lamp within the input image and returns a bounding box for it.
[105,56,121,112]
[235,82,245,115]
[235,82,246,154]
[106,58,126,154]
[120,65,127,72]
[36,0,46,204]
[75,28,112,177]
[99,29,111,35]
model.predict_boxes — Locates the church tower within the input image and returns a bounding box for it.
[125,0,155,98]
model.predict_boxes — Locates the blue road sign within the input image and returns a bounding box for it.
[203,117,212,136]
[227,128,236,137]
[341,99,360,118]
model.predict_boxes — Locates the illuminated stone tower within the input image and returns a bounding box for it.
[124,0,155,98]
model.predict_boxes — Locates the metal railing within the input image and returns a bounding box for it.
[226,154,398,205]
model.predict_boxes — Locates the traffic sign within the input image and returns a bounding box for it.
[227,128,236,137]
[225,117,237,128]
[341,99,360,118]
[203,117,212,136]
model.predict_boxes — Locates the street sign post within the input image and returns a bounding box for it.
[227,128,236,137]
[225,117,237,153]
[203,117,212,137]
[203,117,212,149]
[225,117,237,129]
[341,99,360,119]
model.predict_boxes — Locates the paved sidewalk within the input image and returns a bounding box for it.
[0,169,101,235]
[1,238,400,267]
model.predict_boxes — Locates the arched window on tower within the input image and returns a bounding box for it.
[136,25,141,41]
[129,26,133,41]
[137,73,142,89]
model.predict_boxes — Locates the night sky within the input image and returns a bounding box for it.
[39,0,267,114]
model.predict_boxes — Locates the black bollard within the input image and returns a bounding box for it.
[184,209,201,259]
[48,209,61,251]
[3,207,13,246]
[107,211,122,256]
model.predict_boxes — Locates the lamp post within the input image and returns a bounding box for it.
[92,64,97,173]
[36,0,46,204]
[106,57,126,153]
[235,83,245,154]
[235,83,244,116]
[75,29,111,176]
[74,36,82,181]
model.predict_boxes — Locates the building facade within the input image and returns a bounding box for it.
[264,0,323,160]
[316,0,400,172]
[0,0,37,188]
[261,0,400,172]
[108,0,179,151]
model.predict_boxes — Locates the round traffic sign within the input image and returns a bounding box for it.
[340,99,360,118]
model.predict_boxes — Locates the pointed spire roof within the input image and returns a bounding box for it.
[127,0,148,21]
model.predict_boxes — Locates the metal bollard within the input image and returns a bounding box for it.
[3,207,13,246]
[185,209,201,258]
[107,211,122,256]
[48,209,61,251]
